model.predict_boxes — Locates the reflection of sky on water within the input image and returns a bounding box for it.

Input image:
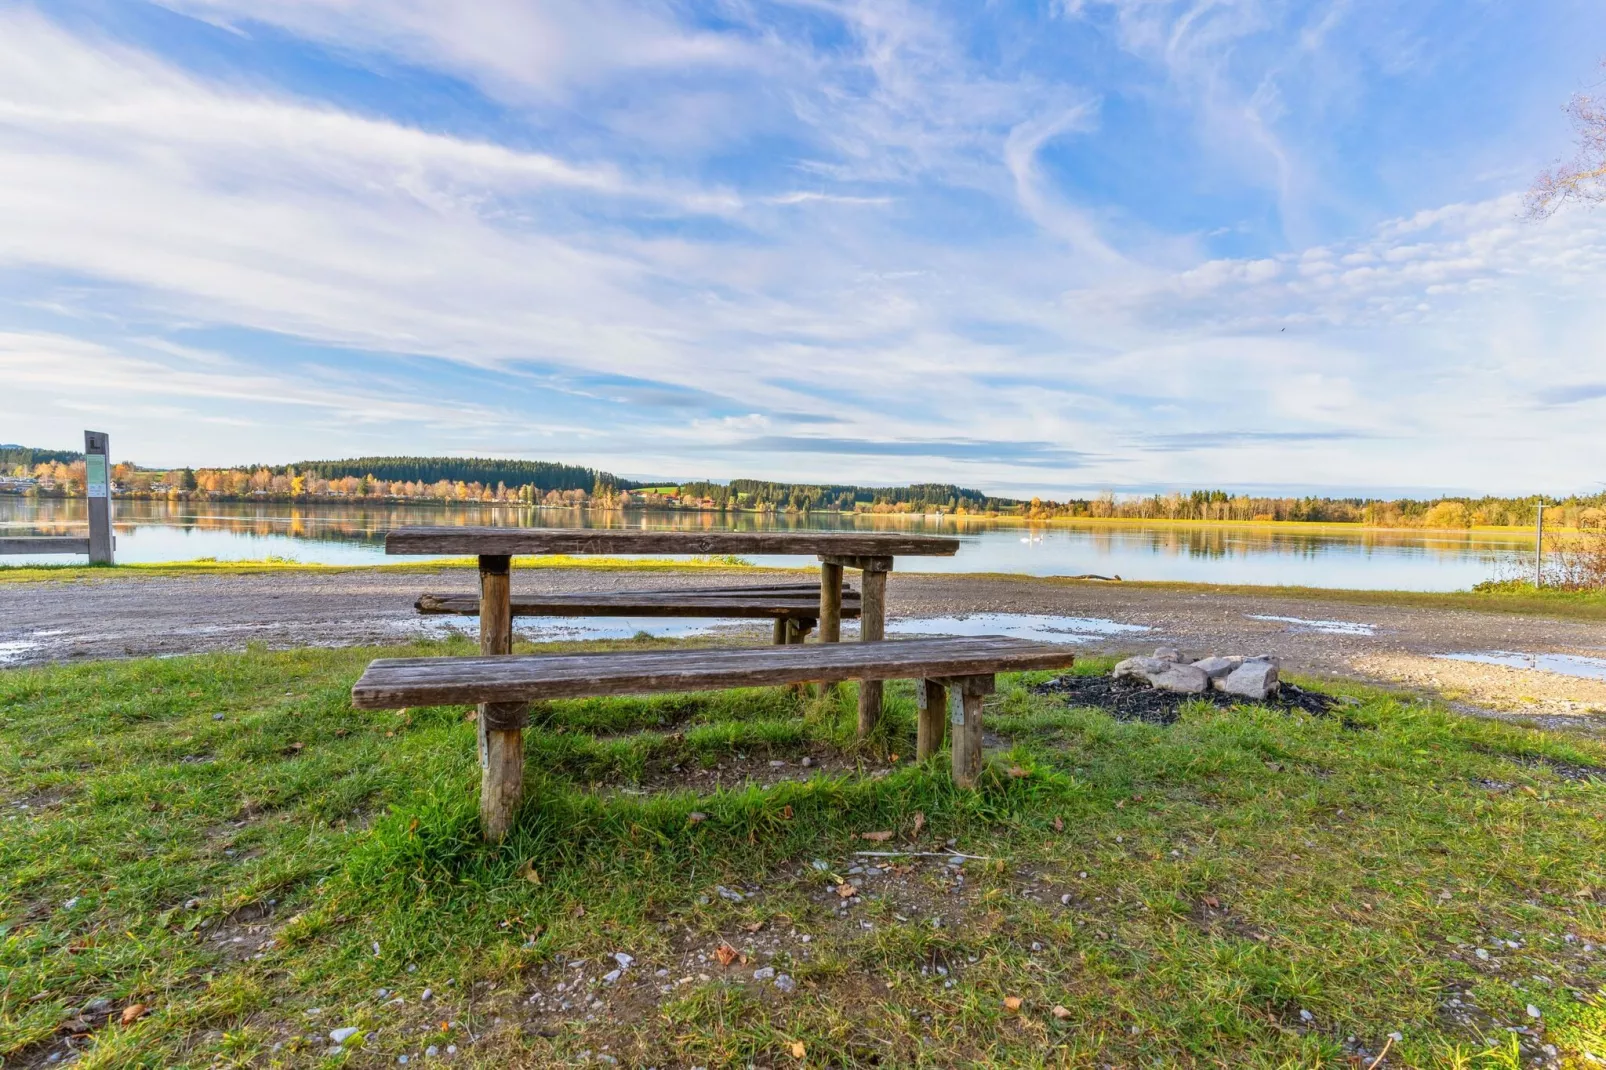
[1247,615,1377,636]
[1437,651,1606,682]
[1,499,1528,590]
[888,614,1149,644]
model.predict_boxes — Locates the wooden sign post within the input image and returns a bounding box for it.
[84,430,114,565]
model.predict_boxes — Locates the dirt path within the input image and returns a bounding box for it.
[3,567,1603,723]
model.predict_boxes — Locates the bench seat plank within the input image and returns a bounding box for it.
[352,636,1070,708]
[416,583,861,619]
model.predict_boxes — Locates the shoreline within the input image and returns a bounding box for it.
[3,556,1604,621]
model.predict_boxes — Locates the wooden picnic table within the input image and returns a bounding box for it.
[385,526,960,838]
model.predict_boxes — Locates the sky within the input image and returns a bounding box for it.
[0,0,1603,498]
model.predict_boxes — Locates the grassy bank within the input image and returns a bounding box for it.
[3,642,1605,1066]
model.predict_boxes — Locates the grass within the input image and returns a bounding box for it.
[3,644,1606,1067]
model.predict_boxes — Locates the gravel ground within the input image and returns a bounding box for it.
[3,567,1603,725]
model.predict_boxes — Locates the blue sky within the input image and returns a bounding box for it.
[1,0,1603,497]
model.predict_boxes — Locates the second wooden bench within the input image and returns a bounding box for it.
[415,581,861,645]
[352,635,1073,840]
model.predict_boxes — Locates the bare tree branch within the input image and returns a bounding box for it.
[1527,61,1606,219]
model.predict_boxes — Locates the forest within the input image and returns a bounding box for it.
[3,448,1603,529]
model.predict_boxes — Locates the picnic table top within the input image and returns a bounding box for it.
[384,526,961,558]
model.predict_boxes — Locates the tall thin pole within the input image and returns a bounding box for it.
[1534,502,1544,588]
[84,430,114,565]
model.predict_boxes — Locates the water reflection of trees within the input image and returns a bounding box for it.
[0,499,1531,566]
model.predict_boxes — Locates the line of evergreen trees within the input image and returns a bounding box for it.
[290,456,628,495]
[0,445,83,468]
[676,480,1009,513]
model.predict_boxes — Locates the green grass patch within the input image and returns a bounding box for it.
[2,645,1605,1066]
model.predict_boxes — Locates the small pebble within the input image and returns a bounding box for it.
[1060,894,1072,905]
[330,1027,358,1044]
[425,1045,439,1057]
[63,898,79,910]
[213,713,224,721]
[1528,1005,1542,1019]
[774,973,796,993]
[753,967,775,982]
[614,952,634,969]
[602,969,622,984]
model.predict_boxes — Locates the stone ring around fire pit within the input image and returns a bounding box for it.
[1112,647,1280,701]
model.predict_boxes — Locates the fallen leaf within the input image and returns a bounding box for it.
[1115,799,1126,809]
[835,883,858,899]
[1052,816,1064,832]
[1003,996,1022,1013]
[743,920,765,933]
[860,830,893,842]
[790,1040,807,1059]
[1007,766,1029,778]
[912,811,926,838]
[1131,794,1143,801]
[688,812,708,825]
[465,710,477,722]
[889,753,899,763]
[780,805,794,820]
[517,859,542,885]
[714,943,739,967]
[1051,1005,1072,1020]
[289,742,304,751]
[385,731,394,738]
[120,1003,147,1026]
[1202,895,1220,909]
[571,903,585,919]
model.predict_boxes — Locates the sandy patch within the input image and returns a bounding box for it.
[1354,652,1606,715]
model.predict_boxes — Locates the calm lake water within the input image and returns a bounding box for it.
[1,498,1534,591]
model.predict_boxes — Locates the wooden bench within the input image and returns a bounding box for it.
[415,582,862,645]
[352,636,1073,840]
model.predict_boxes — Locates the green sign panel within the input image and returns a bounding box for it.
[86,454,109,498]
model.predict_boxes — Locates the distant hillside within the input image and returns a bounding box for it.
[0,444,83,467]
[289,455,630,493]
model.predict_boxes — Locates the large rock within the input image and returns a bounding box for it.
[1216,659,1279,700]
[1190,656,1243,681]
[1112,656,1172,681]
[1149,663,1210,694]
[1152,647,1186,663]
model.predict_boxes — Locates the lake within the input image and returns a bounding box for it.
[1,498,1533,591]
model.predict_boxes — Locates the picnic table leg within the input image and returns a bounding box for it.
[856,567,888,737]
[948,675,994,788]
[773,618,787,645]
[916,679,947,760]
[818,561,843,643]
[478,554,525,843]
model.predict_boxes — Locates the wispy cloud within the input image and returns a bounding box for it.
[0,3,1603,494]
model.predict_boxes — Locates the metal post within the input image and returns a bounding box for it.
[84,431,114,565]
[1534,502,1544,588]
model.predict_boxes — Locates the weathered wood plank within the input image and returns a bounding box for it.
[0,537,91,556]
[915,679,947,760]
[351,636,1073,708]
[944,675,993,788]
[819,554,895,572]
[856,568,888,737]
[385,527,960,557]
[818,562,844,644]
[477,555,524,843]
[415,589,860,619]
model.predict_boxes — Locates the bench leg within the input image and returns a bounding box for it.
[947,675,994,788]
[818,561,843,643]
[478,554,525,843]
[856,568,888,737]
[916,679,947,760]
[773,617,787,645]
